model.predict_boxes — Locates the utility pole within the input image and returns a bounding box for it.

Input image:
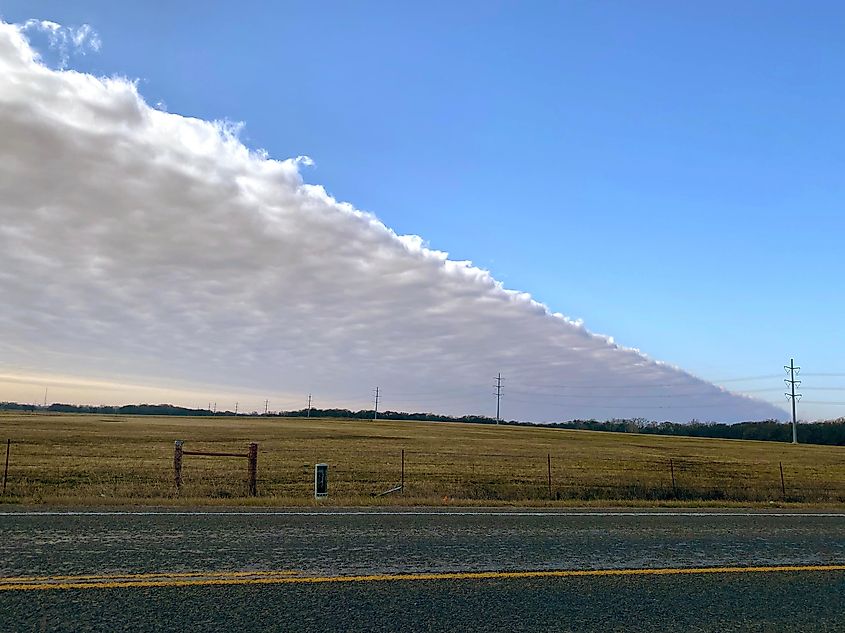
[494,373,503,424]
[784,359,801,444]
[235,402,238,415]
[307,394,312,418]
[373,387,380,421]
[264,400,269,415]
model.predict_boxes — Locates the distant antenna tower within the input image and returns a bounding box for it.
[784,358,801,444]
[235,402,239,415]
[494,373,504,424]
[43,387,48,408]
[373,387,380,421]
[307,394,312,418]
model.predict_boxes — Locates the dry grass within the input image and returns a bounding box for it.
[1,411,843,506]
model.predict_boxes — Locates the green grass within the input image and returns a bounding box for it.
[1,412,843,506]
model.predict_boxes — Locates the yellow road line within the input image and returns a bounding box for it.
[0,570,298,583]
[1,565,844,592]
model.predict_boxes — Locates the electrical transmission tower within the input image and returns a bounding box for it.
[784,358,801,444]
[373,387,380,421]
[494,373,503,424]
[307,394,312,418]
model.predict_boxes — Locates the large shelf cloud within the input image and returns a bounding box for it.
[0,20,783,422]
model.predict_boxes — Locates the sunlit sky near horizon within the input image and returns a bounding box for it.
[1,2,844,421]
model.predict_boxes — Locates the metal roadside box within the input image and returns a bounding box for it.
[315,463,328,498]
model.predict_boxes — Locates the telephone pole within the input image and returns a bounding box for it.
[307,394,312,418]
[494,373,503,424]
[373,387,380,421]
[784,358,801,444]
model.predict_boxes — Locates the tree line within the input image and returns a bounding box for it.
[2,401,843,446]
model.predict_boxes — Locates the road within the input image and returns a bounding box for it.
[1,508,843,631]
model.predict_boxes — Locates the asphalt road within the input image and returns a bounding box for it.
[1,509,843,632]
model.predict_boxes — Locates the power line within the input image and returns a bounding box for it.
[712,374,786,383]
[503,396,777,410]
[386,393,482,404]
[785,358,801,444]
[494,373,503,424]
[507,388,783,400]
[381,386,482,397]
[373,387,380,421]
[537,374,785,390]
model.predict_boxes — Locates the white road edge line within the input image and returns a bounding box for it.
[1,511,844,517]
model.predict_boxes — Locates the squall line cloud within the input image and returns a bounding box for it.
[0,20,783,422]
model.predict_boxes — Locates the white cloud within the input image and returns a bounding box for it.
[20,19,100,68]
[0,20,785,422]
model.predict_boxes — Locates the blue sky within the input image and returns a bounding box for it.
[2,2,843,419]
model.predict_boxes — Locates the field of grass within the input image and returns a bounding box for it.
[1,412,844,506]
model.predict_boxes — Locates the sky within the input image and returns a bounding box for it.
[0,2,842,421]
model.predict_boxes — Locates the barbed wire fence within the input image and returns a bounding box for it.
[2,439,843,504]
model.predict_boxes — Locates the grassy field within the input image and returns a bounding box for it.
[1,412,843,506]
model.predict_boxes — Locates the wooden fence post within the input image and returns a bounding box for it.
[670,459,676,496]
[248,442,258,496]
[2,439,10,496]
[174,440,183,493]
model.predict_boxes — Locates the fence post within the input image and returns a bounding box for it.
[547,453,552,498]
[779,461,786,498]
[670,459,676,496]
[401,449,405,493]
[2,439,9,496]
[248,442,258,496]
[174,440,183,493]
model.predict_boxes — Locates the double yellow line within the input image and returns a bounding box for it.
[2,565,844,592]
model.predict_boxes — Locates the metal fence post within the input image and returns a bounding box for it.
[174,440,183,493]
[2,439,10,496]
[779,461,786,498]
[547,453,552,498]
[248,442,258,496]
[670,459,676,496]
[401,449,405,493]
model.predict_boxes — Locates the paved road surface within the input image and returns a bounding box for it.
[1,509,843,631]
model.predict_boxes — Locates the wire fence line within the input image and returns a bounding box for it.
[2,439,843,504]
